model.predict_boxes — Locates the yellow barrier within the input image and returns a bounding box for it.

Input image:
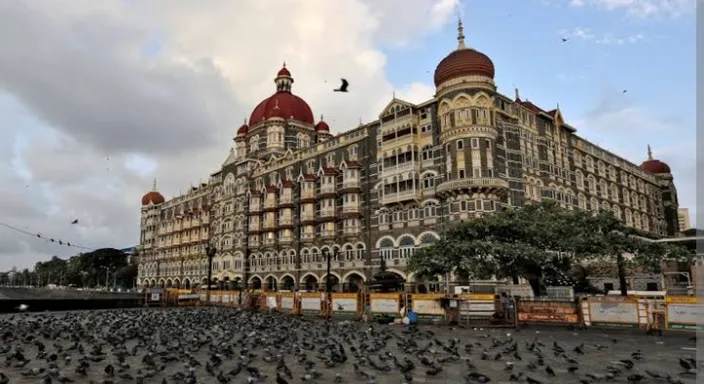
[583,296,641,328]
[411,294,445,320]
[369,293,400,316]
[665,295,704,331]
[280,292,296,314]
[331,293,359,318]
[265,293,280,311]
[300,292,323,315]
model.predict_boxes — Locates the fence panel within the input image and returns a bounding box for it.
[665,296,704,331]
[265,293,279,310]
[369,293,400,316]
[517,299,580,325]
[300,292,322,316]
[585,296,641,328]
[411,294,445,322]
[331,293,358,318]
[280,292,296,314]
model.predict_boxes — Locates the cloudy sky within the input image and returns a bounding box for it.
[0,0,695,270]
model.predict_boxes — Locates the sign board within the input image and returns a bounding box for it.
[667,303,704,331]
[332,297,357,313]
[178,294,200,300]
[369,293,399,314]
[149,288,164,294]
[589,298,639,327]
[517,301,579,324]
[150,293,161,301]
[281,297,294,309]
[267,296,278,309]
[199,294,207,302]
[412,294,445,317]
[301,297,321,312]
[222,295,230,303]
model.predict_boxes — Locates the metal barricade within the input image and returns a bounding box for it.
[460,294,517,328]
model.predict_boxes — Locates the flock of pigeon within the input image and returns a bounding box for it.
[0,307,699,383]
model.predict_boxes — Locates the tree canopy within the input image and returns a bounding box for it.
[407,200,694,295]
[0,248,137,289]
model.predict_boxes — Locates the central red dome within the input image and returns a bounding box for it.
[434,48,495,86]
[249,65,315,125]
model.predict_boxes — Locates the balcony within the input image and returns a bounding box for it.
[263,200,277,211]
[381,161,420,177]
[318,208,336,222]
[341,204,360,213]
[300,190,316,202]
[435,178,509,195]
[263,237,276,246]
[343,226,361,235]
[279,236,293,244]
[320,230,335,239]
[262,221,276,231]
[279,196,294,208]
[301,232,315,240]
[248,224,261,233]
[249,204,262,214]
[249,239,261,247]
[301,214,316,224]
[319,184,336,198]
[380,190,421,205]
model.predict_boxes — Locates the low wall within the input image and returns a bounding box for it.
[185,289,702,332]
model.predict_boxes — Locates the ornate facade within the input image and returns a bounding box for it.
[137,19,680,291]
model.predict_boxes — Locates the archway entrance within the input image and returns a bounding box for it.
[280,276,295,291]
[324,275,340,292]
[303,275,318,291]
[184,279,191,290]
[265,276,277,291]
[250,276,262,290]
[344,273,365,293]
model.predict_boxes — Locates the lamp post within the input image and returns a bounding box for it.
[324,248,336,319]
[206,244,216,304]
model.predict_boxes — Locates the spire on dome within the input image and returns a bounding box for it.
[457,16,466,50]
[320,114,324,121]
[647,144,653,160]
[152,178,158,191]
[275,63,293,92]
[514,87,520,101]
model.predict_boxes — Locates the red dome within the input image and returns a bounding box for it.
[277,66,291,77]
[640,159,671,174]
[640,146,671,174]
[237,123,248,136]
[434,48,495,86]
[141,191,165,206]
[316,118,330,132]
[249,92,314,124]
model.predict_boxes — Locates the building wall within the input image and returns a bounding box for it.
[678,208,691,232]
[136,72,679,290]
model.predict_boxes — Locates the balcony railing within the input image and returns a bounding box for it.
[320,185,336,194]
[320,208,336,217]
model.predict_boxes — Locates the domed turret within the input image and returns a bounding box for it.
[141,179,165,206]
[249,64,315,125]
[433,17,495,87]
[316,115,330,133]
[640,145,671,174]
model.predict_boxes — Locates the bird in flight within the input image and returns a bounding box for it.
[561,38,569,42]
[71,219,79,224]
[334,79,349,92]
[622,89,627,93]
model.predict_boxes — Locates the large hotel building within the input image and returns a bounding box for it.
[137,21,680,291]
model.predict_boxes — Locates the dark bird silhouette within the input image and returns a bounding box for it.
[70,219,78,224]
[334,79,349,92]
[561,37,569,42]
[622,89,627,93]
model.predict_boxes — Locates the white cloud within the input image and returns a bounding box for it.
[0,0,453,269]
[568,0,695,18]
[560,27,645,44]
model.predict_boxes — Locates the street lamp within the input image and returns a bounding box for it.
[323,248,337,318]
[206,244,216,304]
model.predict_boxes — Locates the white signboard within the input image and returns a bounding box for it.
[150,293,160,301]
[178,294,200,300]
[222,295,230,303]
[301,297,321,311]
[209,295,219,302]
[413,300,444,316]
[370,298,398,314]
[281,297,294,309]
[668,304,704,325]
[590,301,639,325]
[332,298,357,312]
[199,294,207,302]
[267,296,278,309]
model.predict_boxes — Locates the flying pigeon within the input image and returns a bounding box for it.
[561,38,569,42]
[71,219,78,224]
[334,79,349,92]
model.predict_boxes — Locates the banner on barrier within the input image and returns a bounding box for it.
[665,296,704,330]
[222,295,230,303]
[588,297,639,328]
[517,301,579,324]
[301,294,321,314]
[412,294,445,317]
[150,293,161,301]
[369,293,399,314]
[178,294,200,300]
[266,295,278,309]
[281,296,294,309]
[332,294,358,315]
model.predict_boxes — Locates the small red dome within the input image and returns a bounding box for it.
[237,123,248,136]
[249,92,314,124]
[434,48,495,86]
[640,146,671,174]
[277,66,291,77]
[641,159,671,174]
[141,191,165,206]
[316,118,330,132]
